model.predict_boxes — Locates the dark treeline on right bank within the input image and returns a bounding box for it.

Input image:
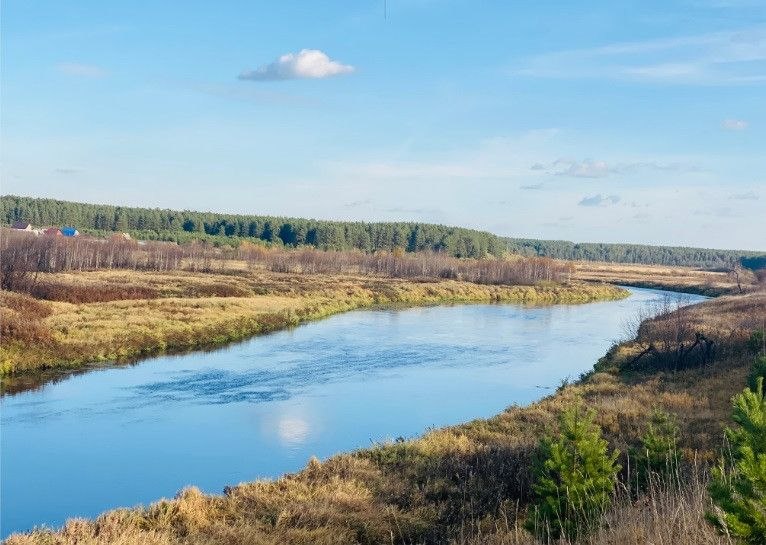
[505,238,765,270]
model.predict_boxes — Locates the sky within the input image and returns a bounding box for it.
[1,1,764,250]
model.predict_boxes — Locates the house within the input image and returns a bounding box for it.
[43,227,63,236]
[11,221,33,231]
[61,227,79,237]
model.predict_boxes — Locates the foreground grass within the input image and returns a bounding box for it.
[0,267,625,384]
[5,289,763,544]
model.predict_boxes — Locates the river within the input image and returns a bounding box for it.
[0,287,705,537]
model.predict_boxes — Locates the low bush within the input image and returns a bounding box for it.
[631,409,681,492]
[525,403,621,541]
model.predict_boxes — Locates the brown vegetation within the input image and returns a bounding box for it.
[1,228,570,290]
[571,261,758,296]
[601,291,765,375]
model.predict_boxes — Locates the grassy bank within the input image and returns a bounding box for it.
[5,284,763,543]
[0,267,626,384]
[571,260,757,296]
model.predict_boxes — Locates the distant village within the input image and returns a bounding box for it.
[10,221,133,242]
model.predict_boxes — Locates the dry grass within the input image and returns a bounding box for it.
[454,467,731,545]
[0,267,626,381]
[572,261,756,296]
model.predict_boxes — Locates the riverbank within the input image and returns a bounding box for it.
[6,286,763,544]
[571,260,752,296]
[0,268,626,386]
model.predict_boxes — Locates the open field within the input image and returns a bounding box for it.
[0,265,626,385]
[571,260,760,296]
[6,288,764,544]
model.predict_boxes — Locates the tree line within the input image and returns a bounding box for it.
[505,237,765,270]
[1,195,504,258]
[3,195,763,268]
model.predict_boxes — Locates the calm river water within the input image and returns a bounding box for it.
[0,287,705,537]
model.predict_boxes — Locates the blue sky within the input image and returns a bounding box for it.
[1,1,764,250]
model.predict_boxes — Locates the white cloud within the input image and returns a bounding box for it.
[721,118,749,130]
[578,194,621,206]
[531,158,703,178]
[515,26,766,85]
[239,49,354,81]
[730,190,759,200]
[554,159,610,178]
[56,62,107,78]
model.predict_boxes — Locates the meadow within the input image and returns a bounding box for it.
[571,260,755,296]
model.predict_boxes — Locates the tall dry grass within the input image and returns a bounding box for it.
[454,465,730,545]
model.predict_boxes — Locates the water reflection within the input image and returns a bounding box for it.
[278,417,311,446]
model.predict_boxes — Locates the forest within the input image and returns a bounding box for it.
[3,195,764,269]
[505,237,766,270]
[1,195,504,258]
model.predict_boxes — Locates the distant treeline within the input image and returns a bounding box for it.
[2,195,764,268]
[505,238,766,270]
[1,195,504,258]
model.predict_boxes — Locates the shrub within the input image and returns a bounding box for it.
[632,409,681,491]
[525,403,621,541]
[708,377,766,544]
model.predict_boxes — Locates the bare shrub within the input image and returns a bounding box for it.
[238,245,570,286]
[1,228,572,291]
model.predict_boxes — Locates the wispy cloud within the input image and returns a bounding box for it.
[554,159,610,178]
[730,190,759,200]
[721,118,749,130]
[239,49,354,81]
[520,183,544,190]
[578,194,621,207]
[343,199,372,208]
[532,158,702,178]
[56,62,107,78]
[515,26,766,85]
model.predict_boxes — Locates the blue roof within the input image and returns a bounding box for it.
[61,227,78,236]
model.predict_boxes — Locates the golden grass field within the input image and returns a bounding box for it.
[571,260,753,296]
[0,265,626,383]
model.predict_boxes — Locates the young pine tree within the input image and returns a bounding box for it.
[526,404,621,541]
[708,377,766,544]
[631,409,681,491]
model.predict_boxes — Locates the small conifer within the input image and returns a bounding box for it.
[526,404,621,541]
[708,377,766,544]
